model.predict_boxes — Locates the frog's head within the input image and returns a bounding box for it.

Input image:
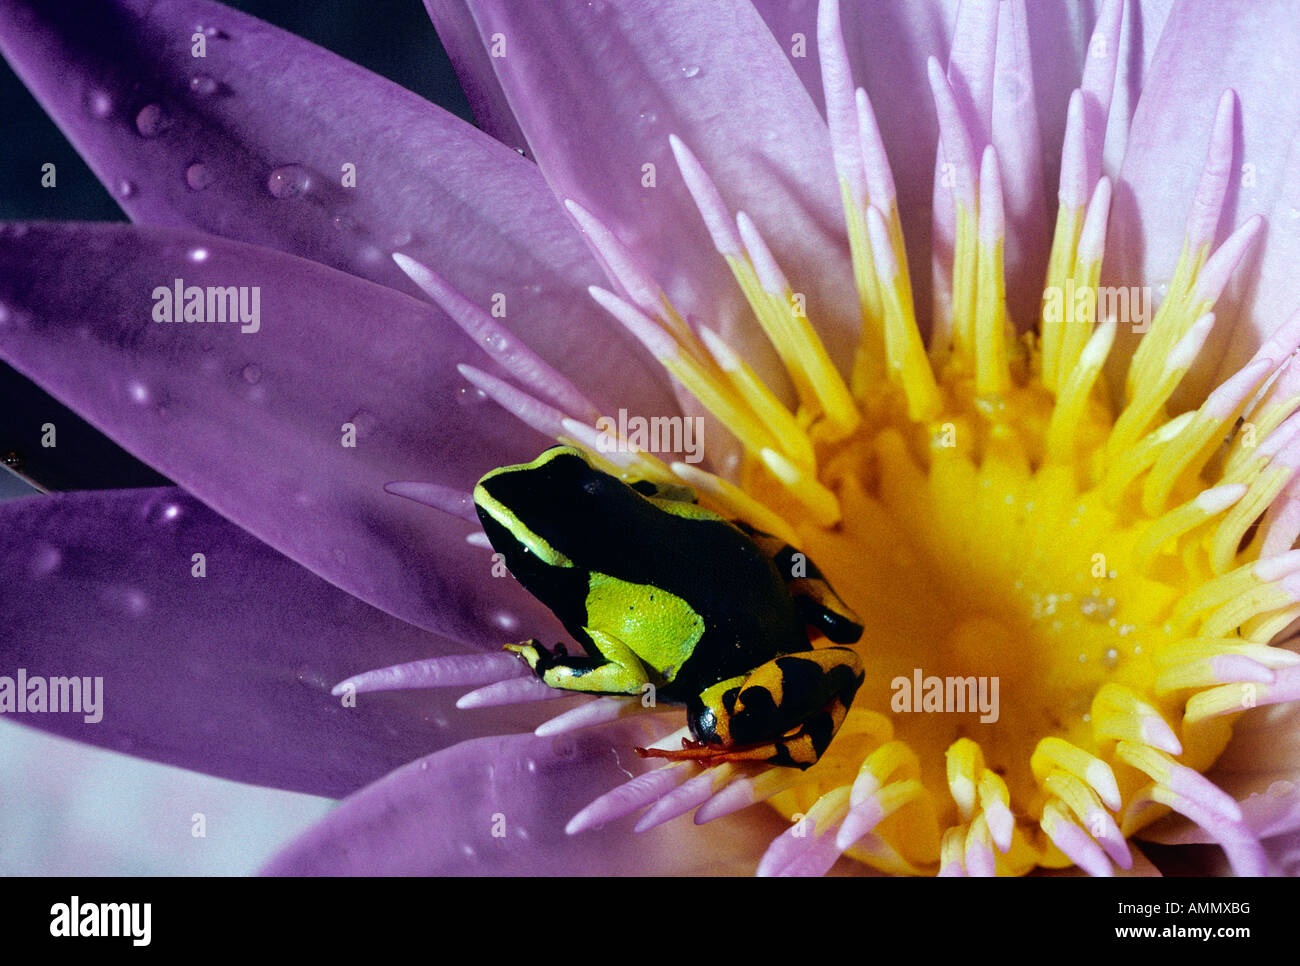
[471,445,630,591]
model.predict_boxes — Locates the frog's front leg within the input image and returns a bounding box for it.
[639,647,864,770]
[506,627,650,696]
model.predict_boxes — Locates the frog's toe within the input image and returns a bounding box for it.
[503,640,544,671]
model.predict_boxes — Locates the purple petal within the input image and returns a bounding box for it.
[0,223,561,643]
[987,1,1049,329]
[423,0,530,153]
[451,0,858,385]
[261,720,785,875]
[757,1,1172,335]
[0,0,677,419]
[753,1,951,329]
[0,488,558,798]
[1025,0,1176,185]
[1106,0,1300,405]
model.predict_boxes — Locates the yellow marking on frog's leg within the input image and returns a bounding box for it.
[690,673,751,747]
[527,626,650,696]
[639,685,857,770]
[503,640,546,671]
[584,573,704,680]
[642,648,864,769]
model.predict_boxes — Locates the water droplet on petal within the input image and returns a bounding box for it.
[514,146,527,156]
[636,108,657,125]
[29,543,61,578]
[86,89,113,118]
[135,103,168,137]
[115,179,137,199]
[493,610,520,633]
[188,247,209,263]
[103,586,149,616]
[128,381,150,405]
[267,164,311,199]
[456,385,488,408]
[186,162,214,190]
[241,363,262,384]
[680,64,701,79]
[391,229,412,247]
[347,409,378,437]
[332,214,356,231]
[189,74,219,95]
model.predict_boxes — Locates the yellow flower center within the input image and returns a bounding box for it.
[739,311,1276,874]
[563,107,1296,876]
[388,1,1298,877]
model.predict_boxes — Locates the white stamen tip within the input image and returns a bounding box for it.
[1166,313,1215,373]
[669,134,744,256]
[1194,483,1248,514]
[735,212,789,295]
[588,285,679,360]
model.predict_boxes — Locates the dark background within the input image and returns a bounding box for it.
[0,0,475,497]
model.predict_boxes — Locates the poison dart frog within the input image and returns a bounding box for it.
[473,445,865,769]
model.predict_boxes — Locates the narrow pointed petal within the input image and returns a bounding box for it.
[0,223,560,644]
[453,0,858,381]
[0,0,675,418]
[988,0,1048,328]
[1107,0,1300,405]
[757,0,956,330]
[261,721,784,875]
[1026,0,1174,184]
[0,488,551,798]
[422,0,530,152]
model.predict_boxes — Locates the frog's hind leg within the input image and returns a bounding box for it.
[637,648,863,770]
[506,627,650,696]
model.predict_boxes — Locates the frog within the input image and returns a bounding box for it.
[473,445,865,770]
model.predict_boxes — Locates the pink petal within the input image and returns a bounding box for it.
[1106,0,1300,406]
[450,0,858,386]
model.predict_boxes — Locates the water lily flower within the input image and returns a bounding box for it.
[3,0,1300,877]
